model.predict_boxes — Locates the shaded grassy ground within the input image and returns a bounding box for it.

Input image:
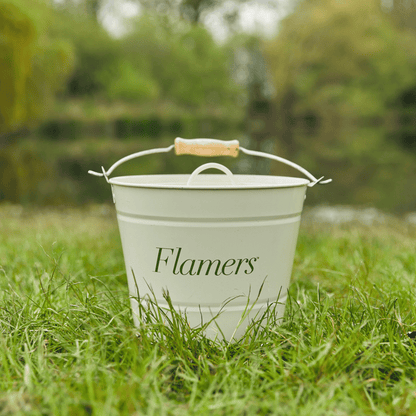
[1,204,416,415]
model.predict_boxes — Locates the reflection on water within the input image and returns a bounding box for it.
[1,120,416,213]
[237,121,416,213]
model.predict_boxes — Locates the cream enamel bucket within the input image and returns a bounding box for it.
[89,138,331,341]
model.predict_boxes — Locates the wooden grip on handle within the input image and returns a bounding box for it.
[174,137,239,158]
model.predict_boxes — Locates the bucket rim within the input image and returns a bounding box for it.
[109,174,310,190]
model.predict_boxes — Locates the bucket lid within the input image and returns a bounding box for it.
[109,174,310,190]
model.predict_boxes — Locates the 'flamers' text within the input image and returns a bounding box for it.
[154,247,259,276]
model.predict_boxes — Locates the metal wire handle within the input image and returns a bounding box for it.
[88,137,332,187]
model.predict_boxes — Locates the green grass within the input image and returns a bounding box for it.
[1,204,416,415]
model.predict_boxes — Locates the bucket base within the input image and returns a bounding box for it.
[129,297,287,341]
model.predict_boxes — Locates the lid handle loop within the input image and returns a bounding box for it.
[186,163,236,187]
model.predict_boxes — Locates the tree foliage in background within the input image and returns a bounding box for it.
[0,0,245,136]
[117,13,242,107]
[137,0,249,24]
[262,0,416,210]
[51,1,158,102]
[389,0,416,30]
[54,0,103,22]
[265,0,416,159]
[0,0,74,136]
[53,0,258,108]
[49,8,243,107]
[47,8,122,98]
[0,2,35,135]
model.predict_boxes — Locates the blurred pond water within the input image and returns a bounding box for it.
[1,118,416,213]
